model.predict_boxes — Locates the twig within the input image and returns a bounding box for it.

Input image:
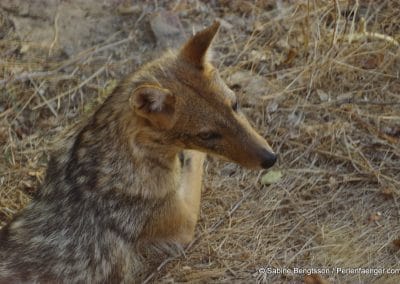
[0,70,58,86]
[331,0,341,47]
[0,36,134,86]
[31,79,58,117]
[348,109,400,145]
[49,9,60,57]
[288,140,400,187]
[343,17,399,46]
[32,65,106,110]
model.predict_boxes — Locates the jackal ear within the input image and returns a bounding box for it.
[179,21,220,68]
[130,85,176,129]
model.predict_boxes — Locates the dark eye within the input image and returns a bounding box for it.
[232,100,239,112]
[198,132,221,140]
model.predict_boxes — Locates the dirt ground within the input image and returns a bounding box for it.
[0,0,399,283]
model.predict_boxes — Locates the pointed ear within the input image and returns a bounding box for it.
[179,21,220,68]
[129,85,176,129]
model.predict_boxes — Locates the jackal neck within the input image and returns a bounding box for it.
[50,93,181,200]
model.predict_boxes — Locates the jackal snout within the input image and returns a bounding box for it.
[223,116,276,169]
[259,149,277,169]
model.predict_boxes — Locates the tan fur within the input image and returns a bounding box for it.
[140,151,205,244]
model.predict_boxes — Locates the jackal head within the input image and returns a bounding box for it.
[128,21,276,169]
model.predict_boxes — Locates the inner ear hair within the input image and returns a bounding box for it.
[130,85,176,129]
[130,85,173,113]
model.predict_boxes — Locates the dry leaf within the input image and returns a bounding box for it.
[392,239,400,250]
[261,170,283,185]
[284,48,297,64]
[304,274,330,284]
[368,212,382,223]
[381,187,394,199]
[361,53,384,69]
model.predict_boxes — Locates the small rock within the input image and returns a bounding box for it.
[267,101,278,113]
[316,89,329,102]
[337,92,353,102]
[227,70,269,98]
[288,111,303,126]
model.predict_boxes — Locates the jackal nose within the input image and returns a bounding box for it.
[260,150,277,169]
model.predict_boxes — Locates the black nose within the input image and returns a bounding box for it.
[260,151,277,169]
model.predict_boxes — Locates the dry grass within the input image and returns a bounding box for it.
[1,1,399,283]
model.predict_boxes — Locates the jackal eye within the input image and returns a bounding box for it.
[232,100,239,112]
[197,132,221,140]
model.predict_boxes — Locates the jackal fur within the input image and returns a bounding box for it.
[0,22,276,283]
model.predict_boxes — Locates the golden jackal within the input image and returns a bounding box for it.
[0,21,276,282]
